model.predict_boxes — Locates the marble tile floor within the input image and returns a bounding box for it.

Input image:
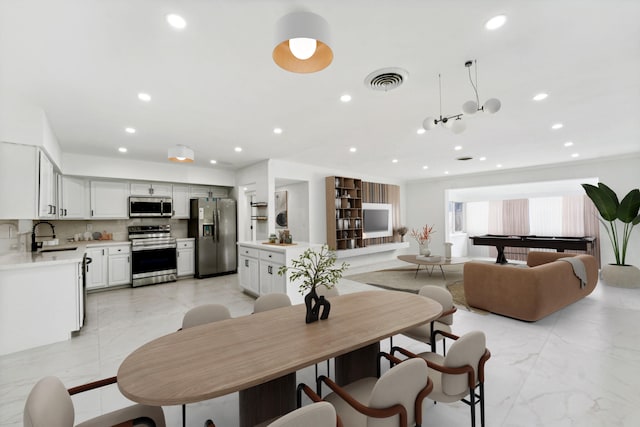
[2,272,640,427]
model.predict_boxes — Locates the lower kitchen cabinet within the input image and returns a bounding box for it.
[86,243,131,291]
[239,253,259,295]
[85,247,108,290]
[176,238,195,277]
[107,245,131,286]
[258,250,286,295]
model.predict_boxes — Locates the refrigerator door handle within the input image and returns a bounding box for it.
[216,209,221,242]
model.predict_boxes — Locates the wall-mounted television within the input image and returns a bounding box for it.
[362,203,393,238]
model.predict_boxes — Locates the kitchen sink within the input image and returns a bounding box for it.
[40,247,78,253]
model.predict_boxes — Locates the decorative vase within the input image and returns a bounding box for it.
[304,286,331,323]
[601,264,640,288]
[444,242,453,260]
[419,242,431,256]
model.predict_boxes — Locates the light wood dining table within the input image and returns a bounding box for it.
[117,290,442,426]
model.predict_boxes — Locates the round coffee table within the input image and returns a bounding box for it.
[397,255,471,280]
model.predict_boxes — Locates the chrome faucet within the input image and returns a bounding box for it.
[31,221,56,252]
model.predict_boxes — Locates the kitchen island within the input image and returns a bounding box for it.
[0,248,84,355]
[237,241,323,304]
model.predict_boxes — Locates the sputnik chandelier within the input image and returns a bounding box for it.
[422,60,501,134]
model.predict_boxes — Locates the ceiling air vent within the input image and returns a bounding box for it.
[364,67,409,92]
[457,156,473,161]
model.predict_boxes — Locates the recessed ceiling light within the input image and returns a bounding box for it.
[551,123,564,130]
[444,171,449,175]
[485,14,507,30]
[273,127,283,134]
[166,14,187,30]
[392,159,398,163]
[571,153,580,158]
[125,127,136,134]
[349,147,357,153]
[533,93,548,101]
[454,146,462,151]
[496,164,503,168]
[210,160,217,164]
[564,141,574,147]
[118,147,127,153]
[479,156,487,161]
[138,93,151,102]
[417,128,426,135]
[340,94,352,103]
[234,147,242,152]
[422,165,429,170]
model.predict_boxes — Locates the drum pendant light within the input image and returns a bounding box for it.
[273,11,333,73]
[168,145,194,163]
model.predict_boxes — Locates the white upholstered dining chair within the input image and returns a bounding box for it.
[180,303,232,427]
[393,330,491,427]
[317,357,432,427]
[253,293,292,313]
[24,376,166,427]
[401,285,457,353]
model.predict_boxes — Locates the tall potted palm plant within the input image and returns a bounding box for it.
[582,183,640,287]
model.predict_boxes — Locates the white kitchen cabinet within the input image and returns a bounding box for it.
[130,182,172,197]
[108,245,131,286]
[90,180,130,218]
[238,247,260,296]
[85,247,108,290]
[237,244,286,296]
[0,142,38,219]
[57,175,88,219]
[172,184,191,218]
[176,238,195,277]
[38,151,57,218]
[0,260,83,355]
[189,185,230,199]
[259,250,286,295]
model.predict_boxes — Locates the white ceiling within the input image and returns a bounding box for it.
[1,0,639,181]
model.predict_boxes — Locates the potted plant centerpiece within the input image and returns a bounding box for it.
[582,182,640,287]
[278,245,349,323]
[410,224,435,256]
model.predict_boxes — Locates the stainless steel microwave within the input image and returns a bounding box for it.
[129,197,173,218]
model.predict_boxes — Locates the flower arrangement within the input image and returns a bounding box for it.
[278,245,349,294]
[410,224,435,245]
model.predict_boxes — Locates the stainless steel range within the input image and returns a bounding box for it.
[128,225,177,287]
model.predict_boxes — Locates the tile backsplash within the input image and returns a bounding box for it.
[1,218,189,253]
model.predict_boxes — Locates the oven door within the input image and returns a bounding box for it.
[131,245,177,287]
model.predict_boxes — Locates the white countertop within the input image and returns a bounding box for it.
[237,241,322,252]
[0,240,130,270]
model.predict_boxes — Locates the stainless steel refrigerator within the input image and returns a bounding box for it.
[189,198,237,278]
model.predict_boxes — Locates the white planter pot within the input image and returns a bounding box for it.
[601,264,640,288]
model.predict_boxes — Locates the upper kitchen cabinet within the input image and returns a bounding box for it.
[0,142,38,219]
[172,184,190,218]
[38,151,57,218]
[130,182,172,197]
[189,185,230,199]
[57,175,88,219]
[90,180,130,218]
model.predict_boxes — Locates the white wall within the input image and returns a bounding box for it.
[406,154,640,267]
[275,182,309,242]
[270,159,407,246]
[0,96,63,169]
[236,161,270,240]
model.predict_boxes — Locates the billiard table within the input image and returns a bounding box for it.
[469,234,597,264]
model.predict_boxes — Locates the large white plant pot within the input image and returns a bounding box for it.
[601,264,640,288]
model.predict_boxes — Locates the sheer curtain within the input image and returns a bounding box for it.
[502,199,530,261]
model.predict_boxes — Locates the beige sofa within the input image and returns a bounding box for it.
[463,251,598,321]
